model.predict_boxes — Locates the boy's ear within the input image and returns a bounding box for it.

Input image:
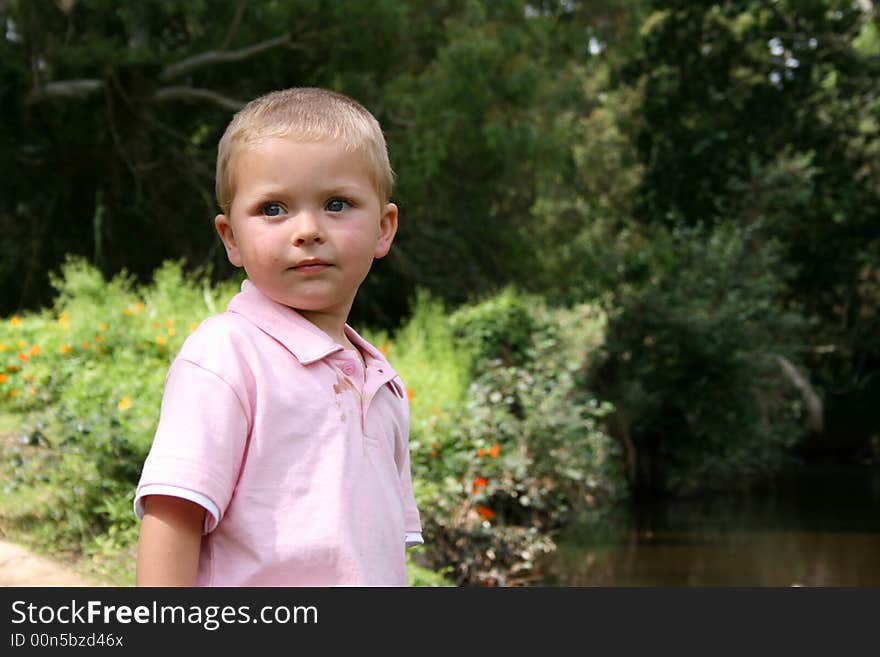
[215,214,243,267]
[374,202,398,259]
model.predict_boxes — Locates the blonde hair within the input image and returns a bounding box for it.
[215,87,394,213]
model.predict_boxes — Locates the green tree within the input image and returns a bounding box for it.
[0,0,438,324]
[599,0,880,465]
[1,0,644,329]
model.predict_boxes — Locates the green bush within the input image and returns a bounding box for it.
[389,290,626,585]
[449,288,540,369]
[0,258,239,565]
[591,223,809,495]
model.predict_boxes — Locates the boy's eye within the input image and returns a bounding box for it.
[261,202,285,217]
[325,199,350,213]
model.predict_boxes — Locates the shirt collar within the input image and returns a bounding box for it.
[226,279,398,377]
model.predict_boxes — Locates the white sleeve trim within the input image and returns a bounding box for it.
[136,485,420,545]
[134,484,221,535]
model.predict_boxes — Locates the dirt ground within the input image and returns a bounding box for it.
[0,539,98,587]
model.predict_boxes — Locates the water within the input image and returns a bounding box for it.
[539,465,880,586]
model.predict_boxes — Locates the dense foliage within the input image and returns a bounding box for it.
[400,290,625,583]
[589,224,807,494]
[0,261,624,585]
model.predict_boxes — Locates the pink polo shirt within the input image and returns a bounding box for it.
[134,280,422,586]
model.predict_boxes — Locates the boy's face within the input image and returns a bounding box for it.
[215,137,397,331]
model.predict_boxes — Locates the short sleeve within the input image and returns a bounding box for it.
[133,484,221,534]
[135,358,251,532]
[392,384,422,536]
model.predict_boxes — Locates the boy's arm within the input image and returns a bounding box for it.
[136,495,205,586]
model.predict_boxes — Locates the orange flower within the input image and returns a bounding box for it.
[9,316,21,328]
[29,345,41,356]
[0,373,7,383]
[151,320,161,329]
[189,322,199,333]
[476,448,485,457]
[22,373,33,382]
[476,506,495,520]
[472,476,488,494]
[406,388,414,401]
[6,364,17,372]
[155,335,168,346]
[59,344,71,354]
[117,396,132,411]
[379,342,391,356]
[8,389,18,398]
[81,341,91,350]
[488,443,501,458]
[17,352,28,362]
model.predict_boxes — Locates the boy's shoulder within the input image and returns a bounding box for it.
[195,308,252,332]
[185,310,254,348]
[173,310,259,371]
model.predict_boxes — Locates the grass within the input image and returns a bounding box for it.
[0,412,20,436]
[0,410,130,585]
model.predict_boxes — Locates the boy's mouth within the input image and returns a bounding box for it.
[290,258,331,273]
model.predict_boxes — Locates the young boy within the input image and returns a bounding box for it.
[134,87,423,586]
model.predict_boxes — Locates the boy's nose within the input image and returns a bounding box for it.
[290,211,324,246]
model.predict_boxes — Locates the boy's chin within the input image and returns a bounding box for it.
[271,292,351,316]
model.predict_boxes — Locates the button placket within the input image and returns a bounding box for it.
[332,354,367,438]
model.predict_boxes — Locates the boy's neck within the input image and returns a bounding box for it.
[295,307,354,351]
